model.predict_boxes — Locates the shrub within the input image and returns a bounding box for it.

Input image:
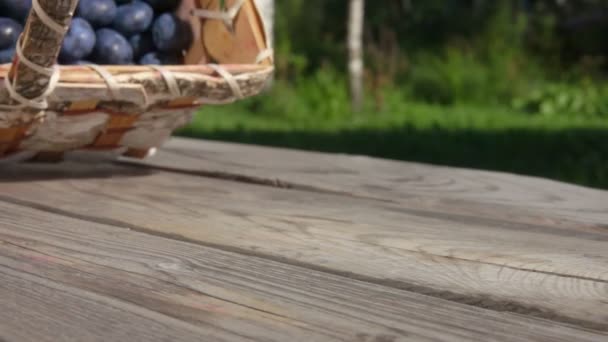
[512,81,608,117]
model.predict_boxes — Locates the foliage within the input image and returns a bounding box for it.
[271,0,608,112]
[181,0,608,189]
[181,92,608,189]
[513,81,608,117]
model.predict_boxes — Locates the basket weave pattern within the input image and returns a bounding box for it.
[0,0,273,162]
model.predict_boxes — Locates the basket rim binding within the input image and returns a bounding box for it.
[0,0,274,161]
[0,0,273,110]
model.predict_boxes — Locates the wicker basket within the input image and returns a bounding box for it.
[0,0,273,162]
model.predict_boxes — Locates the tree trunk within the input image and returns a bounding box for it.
[255,0,274,48]
[255,0,274,90]
[348,0,365,112]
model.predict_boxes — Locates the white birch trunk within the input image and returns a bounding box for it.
[254,0,274,89]
[255,0,274,48]
[348,0,365,112]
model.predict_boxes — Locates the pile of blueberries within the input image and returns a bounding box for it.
[0,0,192,65]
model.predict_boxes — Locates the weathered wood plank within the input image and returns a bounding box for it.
[0,243,342,342]
[0,200,605,342]
[0,162,607,330]
[134,138,608,230]
[0,261,234,342]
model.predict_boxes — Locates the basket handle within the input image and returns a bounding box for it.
[6,0,79,109]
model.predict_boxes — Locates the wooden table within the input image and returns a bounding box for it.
[1,137,607,342]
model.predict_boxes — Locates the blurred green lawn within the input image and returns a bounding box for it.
[178,101,608,190]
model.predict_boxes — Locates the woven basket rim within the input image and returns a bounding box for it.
[0,0,273,109]
[0,0,273,162]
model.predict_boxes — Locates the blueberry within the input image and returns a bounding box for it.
[0,48,15,64]
[73,60,94,65]
[113,1,154,37]
[76,0,117,28]
[139,52,161,65]
[139,51,182,65]
[59,18,96,64]
[0,0,32,23]
[152,13,192,53]
[142,0,180,12]
[129,32,154,60]
[0,18,23,50]
[92,28,133,64]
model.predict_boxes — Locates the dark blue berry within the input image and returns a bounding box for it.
[59,18,96,64]
[0,18,23,50]
[152,13,192,53]
[139,51,181,65]
[0,0,32,23]
[129,32,154,60]
[73,60,94,65]
[76,0,117,28]
[0,48,15,64]
[93,28,133,65]
[113,1,154,37]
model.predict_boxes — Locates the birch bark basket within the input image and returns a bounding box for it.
[0,0,79,108]
[0,0,273,162]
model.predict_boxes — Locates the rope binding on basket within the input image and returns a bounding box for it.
[84,64,186,107]
[209,64,244,101]
[191,0,274,100]
[150,65,182,98]
[191,0,246,31]
[1,0,273,111]
[191,0,274,65]
[84,64,122,101]
[0,0,65,111]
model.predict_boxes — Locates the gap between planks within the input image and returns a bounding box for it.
[0,187,607,333]
[135,137,608,231]
[10,186,603,288]
[116,148,608,287]
[119,158,608,244]
[117,158,361,197]
[0,200,606,342]
[2,145,607,332]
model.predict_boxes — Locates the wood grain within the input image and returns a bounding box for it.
[0,260,234,342]
[0,200,605,342]
[1,162,607,330]
[136,137,608,230]
[201,0,269,65]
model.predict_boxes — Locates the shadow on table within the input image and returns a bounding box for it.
[0,161,156,182]
[181,125,608,190]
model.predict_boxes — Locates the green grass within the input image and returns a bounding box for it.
[178,97,608,190]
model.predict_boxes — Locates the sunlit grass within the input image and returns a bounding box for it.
[179,94,608,189]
